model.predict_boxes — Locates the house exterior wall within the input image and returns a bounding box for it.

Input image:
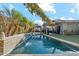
[60,22,79,35]
[52,25,58,33]
[60,23,64,34]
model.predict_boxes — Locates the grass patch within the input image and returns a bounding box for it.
[52,34,79,44]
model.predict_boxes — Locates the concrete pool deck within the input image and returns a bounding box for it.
[43,34,79,48]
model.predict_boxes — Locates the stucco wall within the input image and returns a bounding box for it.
[0,40,4,55]
[0,34,25,55]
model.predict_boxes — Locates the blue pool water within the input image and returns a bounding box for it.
[10,34,79,54]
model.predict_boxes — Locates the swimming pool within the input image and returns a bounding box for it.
[10,34,79,54]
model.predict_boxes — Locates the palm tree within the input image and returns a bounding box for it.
[21,16,35,33]
[2,6,35,36]
[2,7,24,36]
[21,17,30,33]
[24,3,54,26]
[28,21,35,32]
[0,11,6,35]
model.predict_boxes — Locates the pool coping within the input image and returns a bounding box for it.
[43,34,79,48]
[8,52,79,56]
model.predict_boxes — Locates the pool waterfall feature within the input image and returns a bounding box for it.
[10,32,79,54]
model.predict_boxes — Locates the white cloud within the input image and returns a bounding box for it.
[38,3,56,14]
[60,17,75,20]
[70,3,79,14]
[54,16,57,19]
[9,4,14,10]
[69,8,75,14]
[50,17,54,20]
[67,17,75,20]
[74,3,79,13]
[75,3,79,6]
[60,17,66,20]
[34,19,44,26]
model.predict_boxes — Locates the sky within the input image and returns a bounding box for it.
[0,3,79,25]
